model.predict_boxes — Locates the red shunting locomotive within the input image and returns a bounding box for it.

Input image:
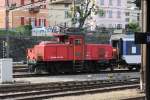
[27,34,117,74]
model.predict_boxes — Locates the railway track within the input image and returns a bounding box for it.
[13,73,49,78]
[13,64,29,73]
[0,80,140,100]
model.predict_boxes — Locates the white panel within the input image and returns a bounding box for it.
[0,59,13,83]
[131,47,136,54]
[122,55,141,64]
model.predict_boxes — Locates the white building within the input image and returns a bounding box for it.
[125,0,140,25]
[90,0,127,29]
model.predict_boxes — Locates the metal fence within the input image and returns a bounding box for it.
[0,35,52,61]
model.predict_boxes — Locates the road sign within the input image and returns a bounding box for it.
[135,32,150,44]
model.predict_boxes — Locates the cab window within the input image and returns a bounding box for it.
[75,39,81,45]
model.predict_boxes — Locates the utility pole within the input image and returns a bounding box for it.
[140,0,150,99]
[145,0,150,99]
[5,0,10,58]
[72,0,76,27]
[140,0,147,91]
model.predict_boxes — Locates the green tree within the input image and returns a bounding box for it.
[127,22,140,32]
[15,25,32,36]
[69,0,99,29]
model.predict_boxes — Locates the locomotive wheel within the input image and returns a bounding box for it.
[136,66,140,71]
[84,62,93,73]
[128,67,133,71]
[54,65,60,74]
[28,65,34,73]
[110,66,114,71]
[34,67,42,74]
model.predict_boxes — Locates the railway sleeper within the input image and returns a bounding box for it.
[0,83,139,100]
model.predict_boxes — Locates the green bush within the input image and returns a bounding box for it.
[0,30,16,35]
[0,25,32,36]
[15,25,32,36]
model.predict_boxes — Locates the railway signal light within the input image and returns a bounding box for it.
[2,41,7,58]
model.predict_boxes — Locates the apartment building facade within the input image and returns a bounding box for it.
[49,0,72,27]
[0,0,8,29]
[0,0,49,29]
[0,0,73,29]
[90,0,127,29]
[125,0,140,25]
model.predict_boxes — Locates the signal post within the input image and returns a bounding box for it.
[145,0,150,99]
[136,0,150,99]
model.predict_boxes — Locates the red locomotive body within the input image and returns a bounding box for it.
[27,34,117,73]
[85,44,114,60]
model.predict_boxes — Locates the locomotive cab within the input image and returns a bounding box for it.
[53,34,69,44]
[54,34,84,45]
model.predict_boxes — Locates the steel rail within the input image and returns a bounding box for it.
[0,80,139,100]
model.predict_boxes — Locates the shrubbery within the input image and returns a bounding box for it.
[0,25,32,36]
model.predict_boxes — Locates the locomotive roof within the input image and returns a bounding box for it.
[65,27,85,36]
[54,33,84,37]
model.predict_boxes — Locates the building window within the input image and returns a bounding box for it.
[117,11,121,18]
[44,19,46,27]
[99,9,106,17]
[31,18,35,28]
[108,10,113,18]
[41,19,44,27]
[117,0,121,6]
[39,19,41,27]
[126,18,130,22]
[39,19,46,27]
[127,1,132,4]
[117,24,122,29]
[137,16,140,21]
[21,17,24,25]
[42,5,46,9]
[126,12,130,16]
[109,0,113,6]
[35,18,37,27]
[20,0,24,5]
[100,0,104,5]
[64,4,69,8]
[64,11,70,18]
[31,0,34,3]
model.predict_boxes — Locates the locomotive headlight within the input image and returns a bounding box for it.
[113,48,117,52]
